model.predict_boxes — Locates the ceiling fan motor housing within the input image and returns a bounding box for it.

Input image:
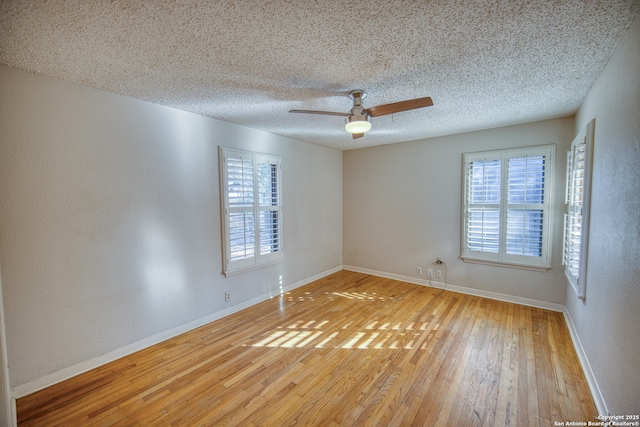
[345,90,370,133]
[349,106,368,121]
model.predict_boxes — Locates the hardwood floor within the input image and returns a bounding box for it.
[17,270,597,426]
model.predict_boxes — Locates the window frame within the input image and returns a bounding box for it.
[563,119,594,299]
[219,146,283,277]
[461,144,555,271]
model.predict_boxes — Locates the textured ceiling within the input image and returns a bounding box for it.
[1,1,638,150]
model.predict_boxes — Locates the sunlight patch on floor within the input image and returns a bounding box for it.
[245,319,429,350]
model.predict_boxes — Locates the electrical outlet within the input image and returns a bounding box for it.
[427,269,433,278]
[224,291,231,302]
[436,270,442,279]
[416,267,423,276]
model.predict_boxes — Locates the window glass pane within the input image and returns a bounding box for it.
[508,156,545,205]
[506,209,543,257]
[227,157,254,207]
[571,145,585,206]
[258,161,278,206]
[259,210,280,255]
[566,214,582,276]
[467,209,500,253]
[469,160,500,204]
[564,140,587,281]
[229,211,255,262]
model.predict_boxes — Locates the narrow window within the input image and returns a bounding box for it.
[462,145,555,270]
[220,147,282,276]
[563,120,594,299]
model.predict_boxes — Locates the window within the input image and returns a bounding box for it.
[461,145,555,270]
[563,120,594,299]
[219,147,282,276]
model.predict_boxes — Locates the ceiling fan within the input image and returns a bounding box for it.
[289,90,433,139]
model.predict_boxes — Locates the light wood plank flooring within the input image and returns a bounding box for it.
[17,270,597,426]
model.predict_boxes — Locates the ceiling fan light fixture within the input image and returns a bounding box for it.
[345,115,371,134]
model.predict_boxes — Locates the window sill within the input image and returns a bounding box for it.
[223,257,283,277]
[461,256,551,272]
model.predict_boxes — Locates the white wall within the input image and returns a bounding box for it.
[568,16,640,414]
[0,64,342,391]
[344,117,574,304]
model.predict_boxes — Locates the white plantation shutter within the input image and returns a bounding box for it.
[227,155,255,265]
[563,120,594,299]
[220,147,282,275]
[462,145,554,269]
[564,144,584,277]
[257,156,281,259]
[506,155,545,257]
[465,158,501,258]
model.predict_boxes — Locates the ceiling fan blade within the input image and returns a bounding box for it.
[289,109,350,117]
[366,96,433,117]
[352,133,364,139]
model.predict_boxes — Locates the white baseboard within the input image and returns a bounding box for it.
[12,266,342,399]
[343,265,565,312]
[562,309,608,416]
